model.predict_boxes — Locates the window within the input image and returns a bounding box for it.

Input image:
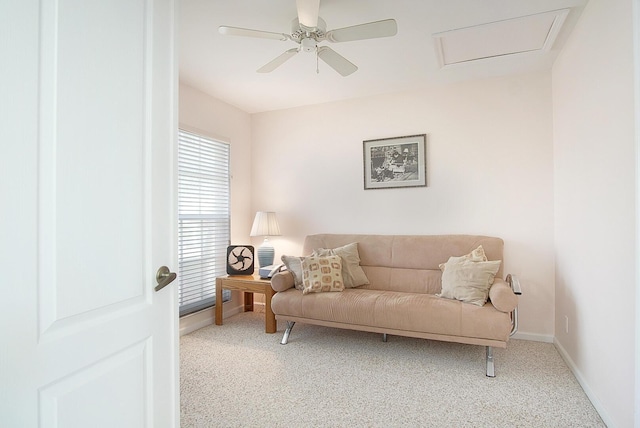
[178,129,230,316]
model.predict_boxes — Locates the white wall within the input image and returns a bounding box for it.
[251,73,555,339]
[552,0,637,426]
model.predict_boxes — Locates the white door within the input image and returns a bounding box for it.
[0,0,178,426]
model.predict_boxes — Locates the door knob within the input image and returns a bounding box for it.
[155,266,177,292]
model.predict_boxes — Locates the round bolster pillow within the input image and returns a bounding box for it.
[271,271,295,292]
[488,279,518,313]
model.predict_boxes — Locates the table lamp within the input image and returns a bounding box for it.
[250,211,281,268]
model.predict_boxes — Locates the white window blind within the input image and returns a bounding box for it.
[178,129,230,316]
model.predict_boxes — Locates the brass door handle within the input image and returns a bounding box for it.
[155,266,177,292]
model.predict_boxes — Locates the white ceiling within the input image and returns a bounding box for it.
[179,0,588,114]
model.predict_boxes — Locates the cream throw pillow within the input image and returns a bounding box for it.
[438,257,501,306]
[281,255,305,290]
[439,245,488,271]
[301,255,345,294]
[312,242,369,288]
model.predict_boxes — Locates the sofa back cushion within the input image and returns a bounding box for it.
[302,234,504,295]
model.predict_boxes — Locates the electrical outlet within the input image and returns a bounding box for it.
[565,315,569,334]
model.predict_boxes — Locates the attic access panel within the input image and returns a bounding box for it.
[433,9,569,66]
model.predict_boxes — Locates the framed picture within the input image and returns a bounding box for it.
[363,134,427,190]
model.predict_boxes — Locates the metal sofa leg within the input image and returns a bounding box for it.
[280,321,295,345]
[486,346,495,377]
[382,333,388,342]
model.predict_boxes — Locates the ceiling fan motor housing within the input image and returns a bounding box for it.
[291,17,327,45]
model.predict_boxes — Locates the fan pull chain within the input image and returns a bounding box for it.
[316,49,319,74]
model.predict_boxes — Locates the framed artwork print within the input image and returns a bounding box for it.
[363,134,427,190]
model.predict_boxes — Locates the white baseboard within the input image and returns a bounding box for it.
[179,303,244,336]
[510,333,611,426]
[511,331,554,343]
[553,338,612,427]
[252,301,266,313]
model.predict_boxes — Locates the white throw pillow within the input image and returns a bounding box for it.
[438,257,501,306]
[281,255,305,290]
[439,245,488,271]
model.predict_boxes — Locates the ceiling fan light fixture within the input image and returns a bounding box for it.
[301,37,317,52]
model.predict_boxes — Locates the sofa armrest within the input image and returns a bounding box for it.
[271,271,295,292]
[506,274,522,336]
[507,273,522,295]
[488,278,519,313]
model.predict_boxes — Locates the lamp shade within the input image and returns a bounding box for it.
[250,211,281,237]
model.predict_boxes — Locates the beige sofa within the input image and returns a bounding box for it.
[270,234,521,376]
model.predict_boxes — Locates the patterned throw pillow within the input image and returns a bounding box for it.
[301,255,345,295]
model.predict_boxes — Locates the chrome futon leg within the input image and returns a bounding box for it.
[280,321,295,345]
[486,346,495,377]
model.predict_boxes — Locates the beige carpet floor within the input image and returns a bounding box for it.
[180,312,605,427]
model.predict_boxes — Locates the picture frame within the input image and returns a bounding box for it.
[363,134,427,190]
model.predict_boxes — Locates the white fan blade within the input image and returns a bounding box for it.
[296,0,320,29]
[326,19,398,43]
[317,46,357,76]
[219,26,289,41]
[257,48,299,73]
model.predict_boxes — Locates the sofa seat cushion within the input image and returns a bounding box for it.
[271,288,512,342]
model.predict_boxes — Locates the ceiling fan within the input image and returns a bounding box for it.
[218,0,398,77]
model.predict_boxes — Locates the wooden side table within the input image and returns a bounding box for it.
[215,274,277,333]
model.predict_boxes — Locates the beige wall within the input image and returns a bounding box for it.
[552,0,637,426]
[251,73,556,339]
